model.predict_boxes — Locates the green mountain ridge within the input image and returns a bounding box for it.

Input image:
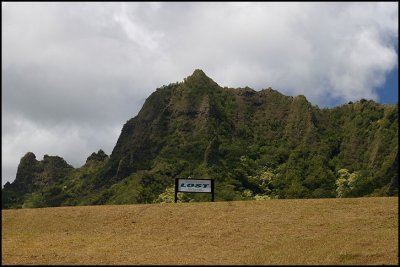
[2,70,398,208]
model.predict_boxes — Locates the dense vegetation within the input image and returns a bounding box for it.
[2,70,398,208]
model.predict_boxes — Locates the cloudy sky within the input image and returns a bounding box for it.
[2,2,398,186]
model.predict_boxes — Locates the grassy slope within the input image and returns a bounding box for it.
[2,197,398,265]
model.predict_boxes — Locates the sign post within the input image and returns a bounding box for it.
[174,178,214,203]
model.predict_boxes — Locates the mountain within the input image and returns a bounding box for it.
[2,70,398,208]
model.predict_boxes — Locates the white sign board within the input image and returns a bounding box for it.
[177,179,212,193]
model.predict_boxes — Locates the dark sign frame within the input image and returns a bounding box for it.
[174,178,214,203]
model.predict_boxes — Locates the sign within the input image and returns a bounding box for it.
[174,178,214,202]
[178,179,212,193]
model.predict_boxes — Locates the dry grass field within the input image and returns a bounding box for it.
[2,197,398,265]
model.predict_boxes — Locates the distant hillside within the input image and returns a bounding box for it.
[2,70,398,208]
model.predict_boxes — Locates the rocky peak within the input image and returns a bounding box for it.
[8,152,73,194]
[182,69,219,89]
[86,149,109,163]
[15,152,40,183]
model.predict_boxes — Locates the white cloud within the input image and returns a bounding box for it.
[2,2,398,185]
[113,3,164,51]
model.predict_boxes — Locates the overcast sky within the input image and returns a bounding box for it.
[2,2,398,186]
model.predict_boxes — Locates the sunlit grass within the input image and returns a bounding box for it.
[2,197,398,265]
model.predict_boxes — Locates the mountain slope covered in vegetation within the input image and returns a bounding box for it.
[2,70,398,208]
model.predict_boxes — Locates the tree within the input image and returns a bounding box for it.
[335,169,360,197]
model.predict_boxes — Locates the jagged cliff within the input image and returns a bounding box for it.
[2,70,398,208]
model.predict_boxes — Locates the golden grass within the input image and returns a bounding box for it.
[2,197,398,265]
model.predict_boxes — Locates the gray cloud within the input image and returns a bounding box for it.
[2,2,398,185]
